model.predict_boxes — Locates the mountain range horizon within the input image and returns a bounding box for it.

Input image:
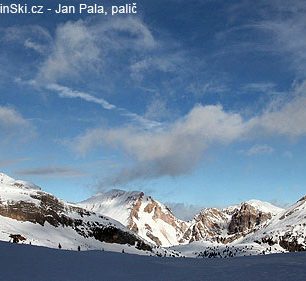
[0,171,305,258]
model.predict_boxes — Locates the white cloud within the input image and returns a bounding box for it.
[250,82,306,137]
[144,97,171,121]
[24,39,46,54]
[130,53,185,81]
[97,17,156,50]
[0,106,31,129]
[73,104,246,185]
[0,106,34,140]
[71,79,306,185]
[38,20,101,83]
[250,1,306,75]
[2,25,52,55]
[44,83,160,129]
[37,17,157,84]
[46,84,116,110]
[20,17,161,129]
[245,144,274,156]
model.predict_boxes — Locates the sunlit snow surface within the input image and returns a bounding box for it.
[0,241,305,281]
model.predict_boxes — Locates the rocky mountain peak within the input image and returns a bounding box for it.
[79,189,188,247]
[228,202,272,235]
[182,208,229,243]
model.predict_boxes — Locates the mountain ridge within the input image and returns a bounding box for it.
[0,172,180,257]
[1,172,306,258]
[79,188,285,247]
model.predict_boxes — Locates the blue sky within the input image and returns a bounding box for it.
[1,0,306,215]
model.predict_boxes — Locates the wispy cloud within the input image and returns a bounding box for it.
[187,81,228,97]
[37,17,157,84]
[46,84,116,110]
[37,20,100,83]
[0,106,34,140]
[0,158,30,168]
[0,106,30,128]
[243,144,275,156]
[130,53,185,81]
[45,83,160,129]
[71,76,306,186]
[16,166,86,178]
[242,82,278,95]
[253,18,306,74]
[13,17,162,130]
[144,97,172,122]
[249,81,306,137]
[1,25,52,55]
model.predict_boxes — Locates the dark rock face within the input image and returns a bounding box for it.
[91,227,152,252]
[279,235,306,252]
[181,204,274,245]
[256,234,306,252]
[0,191,153,252]
[0,192,88,227]
[228,203,271,235]
[9,234,26,243]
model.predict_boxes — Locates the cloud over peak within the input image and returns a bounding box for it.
[73,104,246,186]
[71,78,306,187]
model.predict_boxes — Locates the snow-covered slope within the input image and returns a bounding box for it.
[0,173,179,257]
[1,241,306,281]
[79,189,189,247]
[230,199,283,216]
[0,172,41,190]
[242,196,306,252]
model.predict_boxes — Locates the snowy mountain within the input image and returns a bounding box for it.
[78,189,189,247]
[171,198,306,258]
[181,199,283,245]
[0,173,178,257]
[78,188,287,252]
[2,172,306,259]
[241,196,306,252]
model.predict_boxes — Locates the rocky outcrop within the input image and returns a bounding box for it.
[182,202,276,245]
[0,192,89,227]
[228,203,271,235]
[183,208,229,243]
[0,184,154,253]
[90,226,152,251]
